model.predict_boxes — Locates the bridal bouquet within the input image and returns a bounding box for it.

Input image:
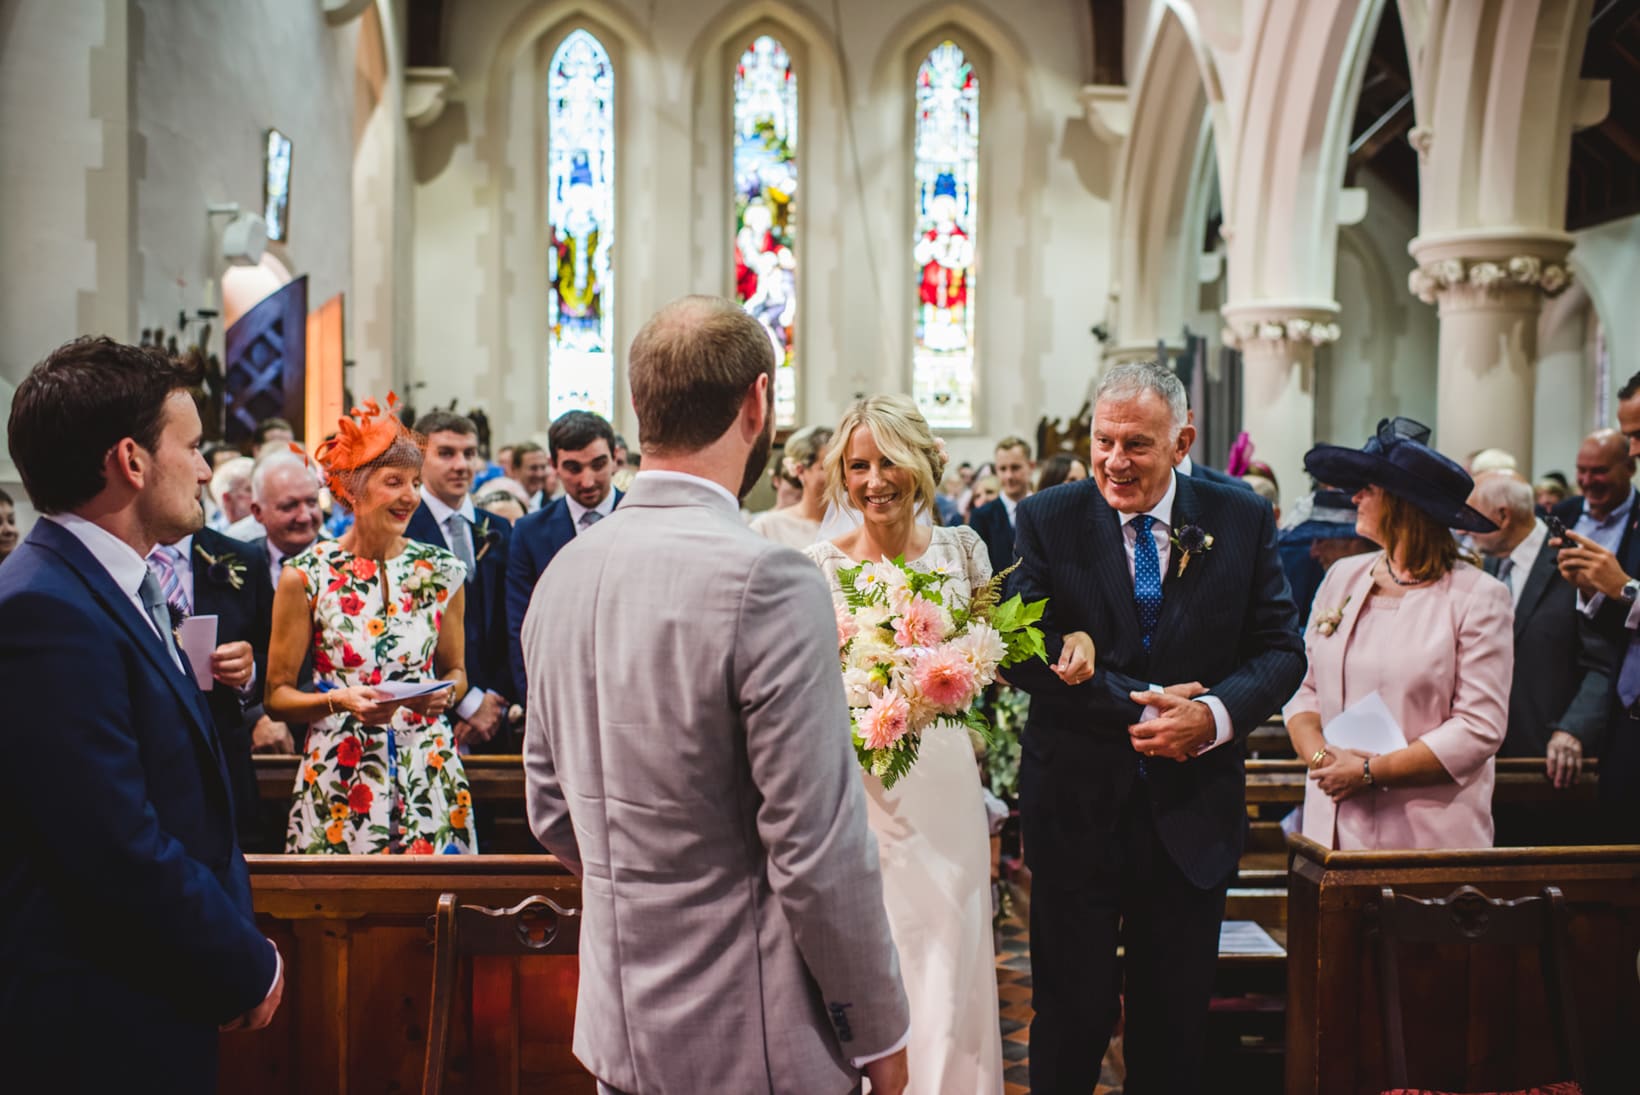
[832,557,1047,789]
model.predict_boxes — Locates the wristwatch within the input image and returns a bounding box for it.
[1621,579,1640,604]
[1361,756,1375,787]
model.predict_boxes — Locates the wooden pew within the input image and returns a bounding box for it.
[1285,836,1640,1095]
[221,855,591,1095]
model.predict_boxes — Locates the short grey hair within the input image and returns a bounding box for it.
[252,450,321,503]
[1470,469,1534,523]
[209,456,253,504]
[1095,361,1188,437]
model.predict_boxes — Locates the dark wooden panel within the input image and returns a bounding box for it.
[1285,838,1640,1095]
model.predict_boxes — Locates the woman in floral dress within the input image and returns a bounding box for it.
[264,398,478,854]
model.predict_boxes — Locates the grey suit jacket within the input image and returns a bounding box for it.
[522,473,908,1094]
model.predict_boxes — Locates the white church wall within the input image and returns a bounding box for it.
[410,0,1110,459]
[1570,211,1640,434]
[1533,284,1595,480]
[132,0,357,364]
[1316,169,1437,450]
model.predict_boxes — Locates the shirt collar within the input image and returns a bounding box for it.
[1122,471,1178,530]
[635,469,739,511]
[1510,518,1547,572]
[420,485,475,526]
[1178,454,1195,477]
[1002,493,1023,521]
[1601,489,1636,528]
[43,512,150,599]
[564,487,617,527]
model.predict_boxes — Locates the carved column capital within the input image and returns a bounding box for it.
[1220,305,1341,352]
[1407,232,1574,308]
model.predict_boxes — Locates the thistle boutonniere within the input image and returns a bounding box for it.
[1169,524,1215,577]
[194,544,247,590]
[166,601,187,647]
[1314,595,1351,637]
[473,517,503,564]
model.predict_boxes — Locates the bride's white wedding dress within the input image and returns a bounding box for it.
[805,525,1005,1095]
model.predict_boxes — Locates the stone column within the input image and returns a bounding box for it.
[1408,233,1573,470]
[1220,304,1342,501]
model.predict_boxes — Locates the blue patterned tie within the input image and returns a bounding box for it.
[1132,514,1163,651]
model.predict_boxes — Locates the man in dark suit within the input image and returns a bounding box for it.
[408,411,516,751]
[0,337,282,1092]
[506,410,622,700]
[1557,377,1640,842]
[1469,472,1614,845]
[1004,361,1304,1094]
[146,527,276,849]
[968,434,1034,573]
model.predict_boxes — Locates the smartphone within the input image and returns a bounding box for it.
[1545,513,1568,548]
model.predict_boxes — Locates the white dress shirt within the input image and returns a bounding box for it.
[419,486,488,722]
[565,488,617,533]
[1114,472,1233,754]
[1001,492,1022,529]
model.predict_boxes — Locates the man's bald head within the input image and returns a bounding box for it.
[1576,427,1635,519]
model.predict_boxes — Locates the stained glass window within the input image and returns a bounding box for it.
[912,41,978,430]
[732,35,799,427]
[263,128,292,242]
[547,29,615,421]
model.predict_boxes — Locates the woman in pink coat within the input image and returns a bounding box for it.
[1284,418,1514,850]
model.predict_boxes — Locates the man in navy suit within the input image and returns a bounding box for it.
[506,410,621,700]
[408,411,516,751]
[1004,361,1304,1094]
[147,526,275,848]
[968,434,1034,573]
[0,337,282,1092]
[1556,384,1640,842]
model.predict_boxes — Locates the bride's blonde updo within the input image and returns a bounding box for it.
[824,395,948,519]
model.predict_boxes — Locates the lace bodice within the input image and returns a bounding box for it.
[803,524,993,607]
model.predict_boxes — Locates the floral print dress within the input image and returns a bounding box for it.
[284,539,478,854]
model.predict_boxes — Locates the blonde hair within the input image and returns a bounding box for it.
[824,395,946,519]
[784,425,833,467]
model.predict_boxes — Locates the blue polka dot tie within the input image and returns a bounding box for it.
[1132,514,1163,651]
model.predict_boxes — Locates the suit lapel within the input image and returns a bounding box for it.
[32,523,221,759]
[1151,475,1205,651]
[406,503,446,553]
[1084,485,1146,662]
[1512,543,1558,639]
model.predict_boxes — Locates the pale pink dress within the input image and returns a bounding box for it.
[1283,551,1514,850]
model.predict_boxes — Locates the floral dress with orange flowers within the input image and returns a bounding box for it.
[284,539,478,854]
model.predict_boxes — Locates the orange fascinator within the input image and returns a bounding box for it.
[312,394,425,507]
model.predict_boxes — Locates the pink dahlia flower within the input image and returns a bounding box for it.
[914,645,981,713]
[835,601,858,649]
[893,595,948,649]
[858,690,911,750]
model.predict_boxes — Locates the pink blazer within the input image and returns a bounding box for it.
[1283,552,1514,850]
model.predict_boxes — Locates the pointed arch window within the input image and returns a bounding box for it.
[732,34,799,427]
[912,40,978,430]
[546,29,615,420]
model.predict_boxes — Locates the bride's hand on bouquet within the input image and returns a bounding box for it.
[1050,631,1097,686]
[332,686,400,726]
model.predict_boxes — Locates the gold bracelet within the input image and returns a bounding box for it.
[326,692,338,717]
[1309,748,1329,769]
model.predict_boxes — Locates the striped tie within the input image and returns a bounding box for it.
[147,544,191,615]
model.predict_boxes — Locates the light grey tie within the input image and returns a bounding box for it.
[579,509,603,531]
[138,569,185,672]
[1495,557,1514,593]
[446,513,476,574]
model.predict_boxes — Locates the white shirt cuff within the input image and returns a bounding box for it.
[263,944,282,1004]
[235,663,258,698]
[1578,590,1604,618]
[1194,695,1233,754]
[1625,596,1640,632]
[454,686,488,722]
[850,1025,911,1068]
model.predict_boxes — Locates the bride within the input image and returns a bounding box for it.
[803,395,1004,1094]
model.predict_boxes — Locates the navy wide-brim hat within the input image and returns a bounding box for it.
[1303,417,1497,533]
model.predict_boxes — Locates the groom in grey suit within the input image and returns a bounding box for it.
[522,296,910,1094]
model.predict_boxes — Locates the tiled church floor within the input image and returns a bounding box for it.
[994,916,1124,1095]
